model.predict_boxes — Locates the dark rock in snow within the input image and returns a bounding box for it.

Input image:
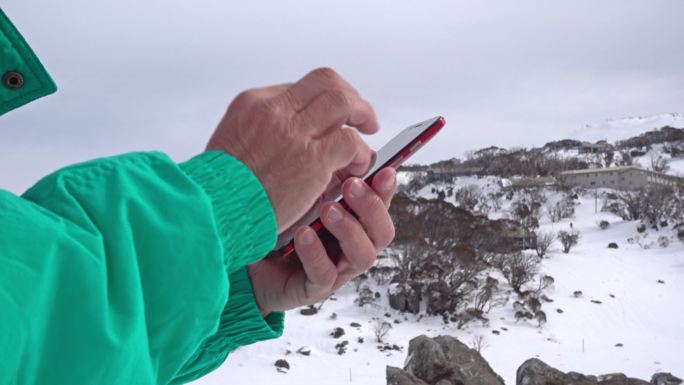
[386,366,429,385]
[350,322,362,328]
[403,335,504,385]
[330,327,345,339]
[296,346,311,356]
[299,305,318,316]
[651,373,683,385]
[598,372,650,385]
[608,242,619,249]
[274,359,290,372]
[517,358,596,385]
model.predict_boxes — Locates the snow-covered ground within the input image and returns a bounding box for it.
[192,183,684,385]
[569,113,684,143]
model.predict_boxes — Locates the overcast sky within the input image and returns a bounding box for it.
[2,1,683,193]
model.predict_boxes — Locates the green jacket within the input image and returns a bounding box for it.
[1,8,284,385]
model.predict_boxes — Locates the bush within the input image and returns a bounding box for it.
[355,285,379,307]
[534,231,555,258]
[599,220,610,230]
[558,229,580,253]
[658,236,670,248]
[494,252,538,294]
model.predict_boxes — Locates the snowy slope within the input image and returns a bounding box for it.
[191,183,684,385]
[569,113,684,143]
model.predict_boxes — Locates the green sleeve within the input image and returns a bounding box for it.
[0,150,284,385]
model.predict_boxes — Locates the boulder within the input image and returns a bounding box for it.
[517,358,596,385]
[403,335,504,385]
[652,373,683,385]
[387,366,430,385]
[389,282,422,314]
[598,373,649,385]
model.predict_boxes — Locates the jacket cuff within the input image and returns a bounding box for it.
[179,150,278,271]
[171,266,285,384]
[223,267,285,351]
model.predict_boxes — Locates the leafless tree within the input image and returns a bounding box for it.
[373,320,392,343]
[470,335,489,353]
[456,184,483,212]
[649,153,671,173]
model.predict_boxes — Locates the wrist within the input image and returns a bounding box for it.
[247,262,271,317]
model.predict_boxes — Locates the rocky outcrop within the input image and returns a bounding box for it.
[387,336,680,385]
[388,282,422,314]
[390,335,504,385]
[387,366,429,385]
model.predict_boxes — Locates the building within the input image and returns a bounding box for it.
[578,141,613,154]
[559,166,684,191]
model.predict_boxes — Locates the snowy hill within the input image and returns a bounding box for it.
[569,113,684,143]
[191,123,684,385]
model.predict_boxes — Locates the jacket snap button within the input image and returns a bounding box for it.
[3,71,25,90]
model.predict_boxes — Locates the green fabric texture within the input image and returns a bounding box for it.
[0,150,284,385]
[0,8,57,116]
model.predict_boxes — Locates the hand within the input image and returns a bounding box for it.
[206,68,378,232]
[247,167,397,315]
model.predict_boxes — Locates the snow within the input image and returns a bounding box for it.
[569,113,684,143]
[191,183,684,385]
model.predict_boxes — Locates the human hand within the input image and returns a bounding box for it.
[206,68,378,232]
[247,167,397,315]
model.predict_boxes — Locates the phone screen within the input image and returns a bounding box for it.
[275,116,444,251]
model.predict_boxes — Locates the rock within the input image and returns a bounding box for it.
[591,300,603,304]
[652,373,683,385]
[404,335,504,385]
[517,358,596,385]
[388,282,422,314]
[350,322,362,328]
[296,346,311,356]
[598,372,650,385]
[608,242,619,249]
[426,281,453,315]
[386,366,429,385]
[335,340,349,355]
[299,305,318,316]
[330,327,345,339]
[274,359,290,373]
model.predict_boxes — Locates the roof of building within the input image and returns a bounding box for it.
[560,166,642,176]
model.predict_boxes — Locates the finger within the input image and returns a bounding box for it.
[342,177,396,249]
[279,67,358,111]
[316,127,374,176]
[320,202,377,274]
[294,226,337,292]
[369,167,397,208]
[293,88,378,137]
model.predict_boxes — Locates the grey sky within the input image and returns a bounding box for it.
[2,1,683,193]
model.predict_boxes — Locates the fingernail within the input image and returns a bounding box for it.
[350,178,365,198]
[328,204,343,222]
[300,228,315,245]
[384,174,396,192]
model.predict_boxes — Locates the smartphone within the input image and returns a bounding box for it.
[276,116,446,258]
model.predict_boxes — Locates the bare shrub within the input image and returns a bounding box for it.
[455,184,483,212]
[470,335,489,353]
[558,229,580,253]
[373,320,392,343]
[534,231,555,258]
[493,253,538,295]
